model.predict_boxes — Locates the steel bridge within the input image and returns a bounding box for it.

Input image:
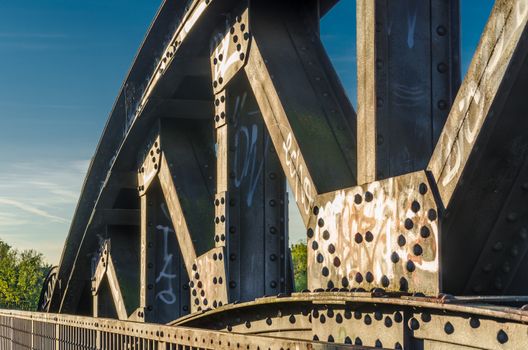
[2,0,528,348]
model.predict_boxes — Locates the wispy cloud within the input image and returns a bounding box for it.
[0,198,68,223]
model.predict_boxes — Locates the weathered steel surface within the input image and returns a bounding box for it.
[0,309,359,350]
[428,0,528,295]
[25,0,528,347]
[357,0,460,184]
[307,171,439,295]
[175,293,528,349]
[245,1,357,224]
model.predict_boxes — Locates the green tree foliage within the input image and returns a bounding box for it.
[0,239,50,310]
[291,242,307,292]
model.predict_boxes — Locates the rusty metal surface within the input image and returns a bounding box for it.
[21,0,528,348]
[307,171,439,295]
[0,309,363,350]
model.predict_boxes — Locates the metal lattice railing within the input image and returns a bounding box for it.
[0,309,356,350]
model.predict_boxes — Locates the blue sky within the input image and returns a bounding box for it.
[0,0,494,264]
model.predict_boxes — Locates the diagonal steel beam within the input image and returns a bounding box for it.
[428,0,528,294]
[244,1,357,225]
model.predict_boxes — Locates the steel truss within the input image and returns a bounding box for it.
[21,0,528,348]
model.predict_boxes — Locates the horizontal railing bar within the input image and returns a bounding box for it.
[0,309,358,349]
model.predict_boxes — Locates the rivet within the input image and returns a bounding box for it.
[364,314,372,325]
[482,263,493,273]
[469,317,480,328]
[318,218,325,227]
[355,272,363,283]
[355,337,363,346]
[365,191,374,202]
[322,230,330,240]
[354,194,362,204]
[520,228,528,240]
[399,277,409,291]
[419,183,428,195]
[444,322,454,334]
[421,313,431,323]
[384,316,393,328]
[497,329,509,344]
[494,277,503,290]
[411,200,421,213]
[507,212,518,222]
[355,233,363,244]
[437,62,448,73]
[394,311,403,323]
[366,272,374,283]
[420,226,431,238]
[413,244,423,256]
[428,209,438,221]
[502,262,511,273]
[397,235,406,247]
[406,260,416,272]
[391,252,400,263]
[316,253,324,263]
[342,277,349,287]
[493,242,504,252]
[321,267,329,276]
[365,231,374,242]
[306,228,314,238]
[381,275,390,287]
[404,218,414,230]
[311,241,319,250]
[408,318,420,330]
[436,25,447,36]
[313,206,319,215]
[328,244,335,254]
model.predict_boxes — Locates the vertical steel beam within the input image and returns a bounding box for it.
[139,195,156,322]
[357,0,460,183]
[211,5,291,303]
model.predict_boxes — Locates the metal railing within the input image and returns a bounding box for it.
[0,309,355,349]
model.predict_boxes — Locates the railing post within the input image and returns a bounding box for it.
[9,315,13,350]
[31,318,34,350]
[96,326,101,350]
[55,321,60,350]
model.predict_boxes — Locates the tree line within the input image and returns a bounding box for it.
[0,239,50,310]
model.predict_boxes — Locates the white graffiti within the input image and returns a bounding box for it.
[234,124,269,207]
[230,93,270,207]
[154,203,177,305]
[438,2,528,190]
[282,132,315,215]
[406,6,417,49]
[309,175,439,294]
